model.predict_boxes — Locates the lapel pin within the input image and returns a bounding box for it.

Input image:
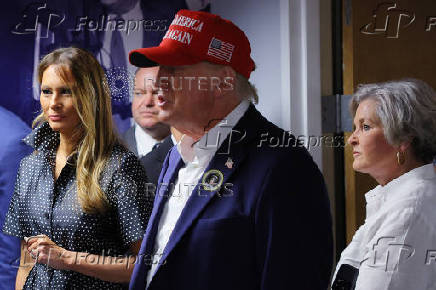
[225,157,233,169]
[202,169,224,191]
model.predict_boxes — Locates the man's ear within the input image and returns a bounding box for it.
[212,66,236,97]
[221,65,236,79]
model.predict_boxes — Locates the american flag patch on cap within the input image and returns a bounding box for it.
[207,37,235,62]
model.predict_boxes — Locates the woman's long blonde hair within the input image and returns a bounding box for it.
[34,47,118,214]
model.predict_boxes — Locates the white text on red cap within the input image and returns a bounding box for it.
[171,14,204,32]
[163,29,193,45]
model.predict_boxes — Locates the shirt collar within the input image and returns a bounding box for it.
[365,163,436,203]
[24,121,80,165]
[170,134,177,145]
[176,100,250,166]
[24,121,59,153]
[135,122,160,157]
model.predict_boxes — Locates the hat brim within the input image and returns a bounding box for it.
[129,45,201,67]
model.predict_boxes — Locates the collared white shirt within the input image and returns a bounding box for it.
[134,123,160,157]
[333,163,436,290]
[146,100,250,286]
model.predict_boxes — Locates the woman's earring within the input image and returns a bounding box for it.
[397,151,405,165]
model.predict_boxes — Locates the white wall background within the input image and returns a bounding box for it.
[210,0,323,167]
[211,0,283,127]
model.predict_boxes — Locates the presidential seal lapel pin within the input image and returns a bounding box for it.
[202,169,224,191]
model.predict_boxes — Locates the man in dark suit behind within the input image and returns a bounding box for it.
[139,134,175,187]
[140,135,173,188]
[124,67,171,157]
[128,10,333,290]
[140,128,184,192]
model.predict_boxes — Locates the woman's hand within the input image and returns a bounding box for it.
[25,235,141,283]
[26,235,75,270]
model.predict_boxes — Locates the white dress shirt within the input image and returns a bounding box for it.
[333,163,436,289]
[134,123,160,157]
[146,100,250,286]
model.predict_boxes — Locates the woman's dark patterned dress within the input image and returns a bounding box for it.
[3,122,153,289]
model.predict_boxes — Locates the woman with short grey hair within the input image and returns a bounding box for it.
[332,79,436,290]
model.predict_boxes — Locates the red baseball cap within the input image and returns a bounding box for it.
[129,10,255,79]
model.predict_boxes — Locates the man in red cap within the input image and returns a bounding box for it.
[128,9,333,290]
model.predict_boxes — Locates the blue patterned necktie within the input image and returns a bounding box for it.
[160,146,183,194]
[110,15,127,68]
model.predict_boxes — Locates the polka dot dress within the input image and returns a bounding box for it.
[2,122,153,289]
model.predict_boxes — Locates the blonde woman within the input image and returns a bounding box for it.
[3,47,152,289]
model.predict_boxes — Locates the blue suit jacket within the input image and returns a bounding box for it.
[130,105,333,290]
[0,107,31,290]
